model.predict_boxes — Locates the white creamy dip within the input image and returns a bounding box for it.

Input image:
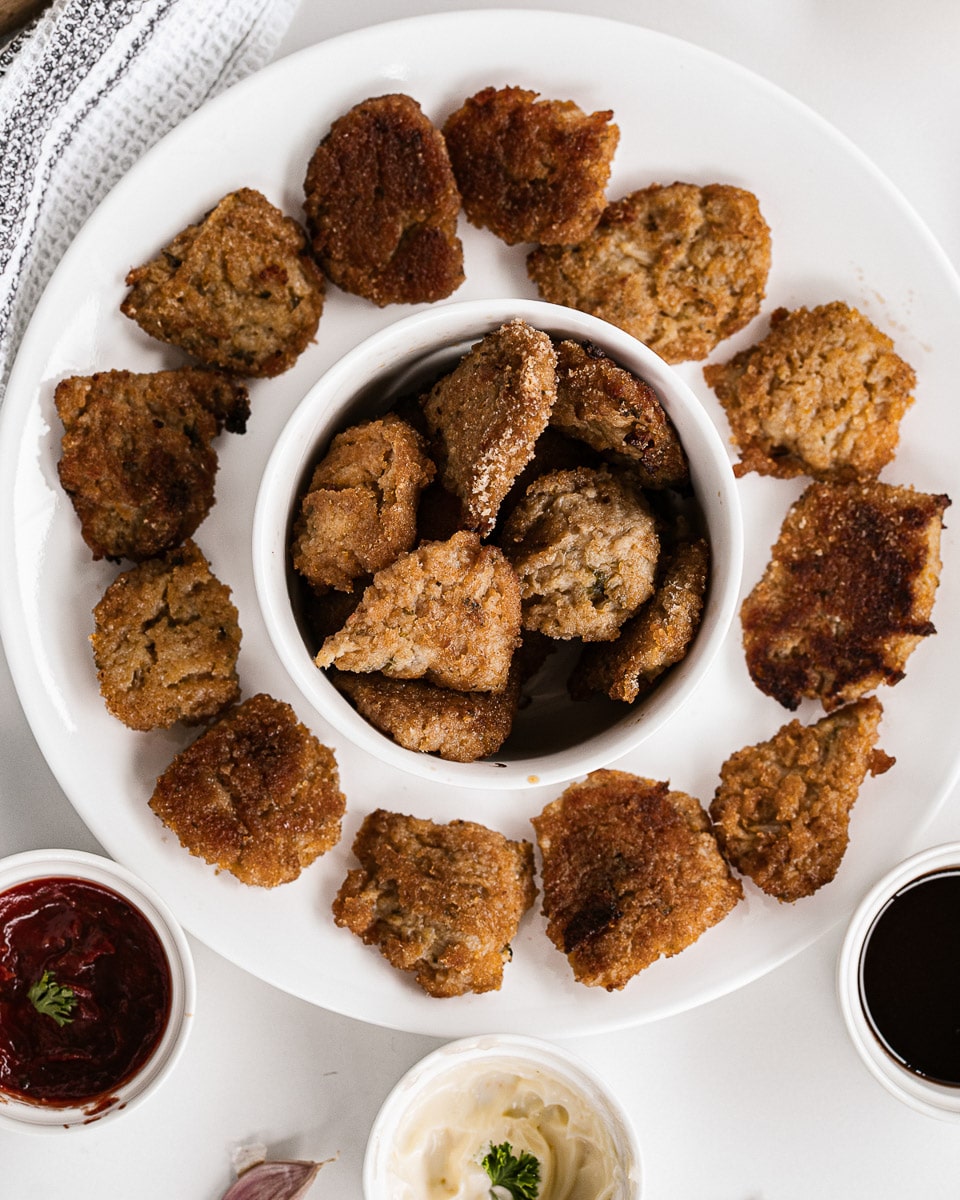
[385,1057,632,1200]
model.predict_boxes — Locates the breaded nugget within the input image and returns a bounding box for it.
[329,664,521,762]
[551,339,689,488]
[533,769,742,990]
[741,481,950,710]
[332,809,536,997]
[527,181,771,363]
[501,466,659,641]
[291,414,435,593]
[704,302,916,481]
[314,531,521,693]
[149,693,344,887]
[421,319,558,535]
[574,536,709,702]
[121,188,324,377]
[442,85,619,246]
[710,697,895,902]
[56,367,247,561]
[91,540,241,731]
[303,93,464,306]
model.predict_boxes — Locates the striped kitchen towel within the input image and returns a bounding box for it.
[0,0,298,404]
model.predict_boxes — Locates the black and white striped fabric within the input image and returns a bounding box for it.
[0,0,298,403]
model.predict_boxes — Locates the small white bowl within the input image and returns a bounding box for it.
[363,1034,642,1199]
[0,849,195,1132]
[253,298,743,789]
[837,842,960,1121]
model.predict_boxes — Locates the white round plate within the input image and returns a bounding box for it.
[2,11,959,1037]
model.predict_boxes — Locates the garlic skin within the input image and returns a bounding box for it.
[220,1159,323,1200]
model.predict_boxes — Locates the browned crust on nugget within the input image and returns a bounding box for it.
[552,339,689,488]
[314,531,522,693]
[56,368,247,562]
[332,809,536,996]
[121,187,325,377]
[91,539,241,730]
[527,181,771,363]
[710,697,895,902]
[574,537,709,702]
[291,414,435,593]
[533,769,742,990]
[442,85,619,246]
[421,318,558,535]
[741,481,950,710]
[303,93,464,305]
[149,693,344,887]
[703,302,916,481]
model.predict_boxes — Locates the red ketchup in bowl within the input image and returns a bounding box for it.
[0,876,172,1107]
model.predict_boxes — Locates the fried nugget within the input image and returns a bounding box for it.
[421,319,557,535]
[527,181,771,363]
[329,664,521,762]
[56,367,248,561]
[551,339,689,489]
[314,531,521,693]
[332,809,536,997]
[91,540,241,731]
[533,769,742,990]
[303,93,464,306]
[573,537,709,702]
[710,697,895,902]
[442,85,619,246]
[741,480,950,710]
[291,414,435,593]
[704,302,916,481]
[121,187,325,377]
[501,466,659,642]
[149,693,344,887]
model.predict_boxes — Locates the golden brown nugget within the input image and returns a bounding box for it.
[703,302,916,481]
[551,339,689,489]
[121,187,325,377]
[710,697,895,902]
[56,367,248,562]
[421,319,558,535]
[442,85,619,246]
[528,181,771,363]
[291,414,435,593]
[303,93,464,306]
[741,481,950,711]
[574,537,709,702]
[314,531,521,693]
[149,693,344,888]
[91,540,241,731]
[501,466,660,642]
[332,809,536,997]
[329,665,521,762]
[533,769,742,990]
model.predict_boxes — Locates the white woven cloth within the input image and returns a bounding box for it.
[0,0,299,403]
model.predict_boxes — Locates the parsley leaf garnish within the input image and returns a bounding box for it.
[27,971,77,1027]
[481,1142,541,1200]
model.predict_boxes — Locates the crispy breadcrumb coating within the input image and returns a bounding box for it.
[303,93,464,306]
[91,539,241,730]
[710,697,895,902]
[533,769,742,990]
[314,531,521,693]
[442,85,619,246]
[332,809,536,997]
[149,693,344,887]
[121,187,324,377]
[741,480,950,710]
[527,181,771,363]
[704,302,916,481]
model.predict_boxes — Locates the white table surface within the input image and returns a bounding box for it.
[4,1,960,1195]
